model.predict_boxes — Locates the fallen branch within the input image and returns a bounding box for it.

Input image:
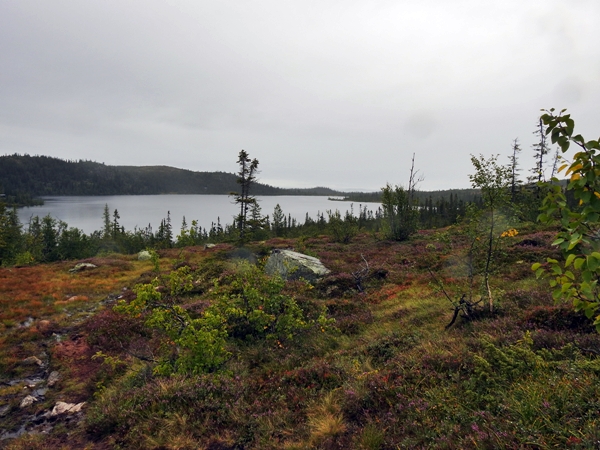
[427,268,482,329]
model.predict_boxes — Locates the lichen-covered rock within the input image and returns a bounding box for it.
[50,401,86,416]
[47,371,60,387]
[69,263,97,273]
[264,249,330,284]
[138,250,152,261]
[21,356,43,367]
[20,395,37,408]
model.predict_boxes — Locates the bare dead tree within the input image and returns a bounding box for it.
[352,254,370,292]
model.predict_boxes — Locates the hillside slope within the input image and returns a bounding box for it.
[0,154,343,197]
[2,226,600,448]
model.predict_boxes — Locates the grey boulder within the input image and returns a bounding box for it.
[69,263,97,273]
[264,250,330,284]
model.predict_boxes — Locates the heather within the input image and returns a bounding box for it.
[3,110,600,448]
[1,224,600,449]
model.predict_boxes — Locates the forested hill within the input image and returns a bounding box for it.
[337,188,482,204]
[0,154,343,197]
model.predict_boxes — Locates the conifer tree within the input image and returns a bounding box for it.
[102,204,111,239]
[508,138,522,203]
[272,204,286,237]
[529,119,549,184]
[231,150,259,243]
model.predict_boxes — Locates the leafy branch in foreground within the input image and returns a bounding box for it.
[533,109,600,329]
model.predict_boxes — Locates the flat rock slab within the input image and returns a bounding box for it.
[264,250,330,284]
[69,263,97,273]
[50,401,86,417]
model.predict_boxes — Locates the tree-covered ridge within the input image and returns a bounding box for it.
[0,154,344,197]
[337,188,482,204]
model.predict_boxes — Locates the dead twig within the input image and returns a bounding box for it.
[427,268,482,329]
[352,254,370,292]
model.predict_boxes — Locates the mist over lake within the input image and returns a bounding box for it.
[17,195,381,235]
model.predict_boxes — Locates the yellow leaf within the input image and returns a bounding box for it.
[595,192,600,199]
[571,173,581,181]
[557,163,568,173]
[566,163,583,175]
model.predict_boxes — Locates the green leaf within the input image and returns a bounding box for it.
[582,190,592,203]
[565,254,576,267]
[567,237,582,251]
[531,262,542,271]
[535,268,545,279]
[564,270,575,280]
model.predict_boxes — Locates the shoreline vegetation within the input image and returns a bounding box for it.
[1,154,484,209]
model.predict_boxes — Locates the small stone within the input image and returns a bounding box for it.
[64,295,88,303]
[0,404,10,417]
[204,243,216,249]
[47,371,60,387]
[37,320,51,333]
[33,388,48,397]
[50,401,86,417]
[19,317,34,328]
[22,356,44,367]
[24,377,44,387]
[20,395,37,408]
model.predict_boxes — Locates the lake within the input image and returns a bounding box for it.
[17,195,381,235]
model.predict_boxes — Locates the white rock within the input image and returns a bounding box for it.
[138,250,152,261]
[69,263,97,273]
[20,395,37,408]
[50,401,86,416]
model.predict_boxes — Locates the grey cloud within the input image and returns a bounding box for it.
[1,0,599,191]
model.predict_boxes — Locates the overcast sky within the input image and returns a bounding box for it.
[1,1,598,191]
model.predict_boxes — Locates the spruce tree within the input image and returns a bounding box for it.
[231,150,259,243]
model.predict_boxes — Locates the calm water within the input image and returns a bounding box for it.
[17,195,381,234]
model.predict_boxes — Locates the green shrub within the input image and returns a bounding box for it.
[114,262,334,376]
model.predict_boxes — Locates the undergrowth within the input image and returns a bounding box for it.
[2,228,600,449]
